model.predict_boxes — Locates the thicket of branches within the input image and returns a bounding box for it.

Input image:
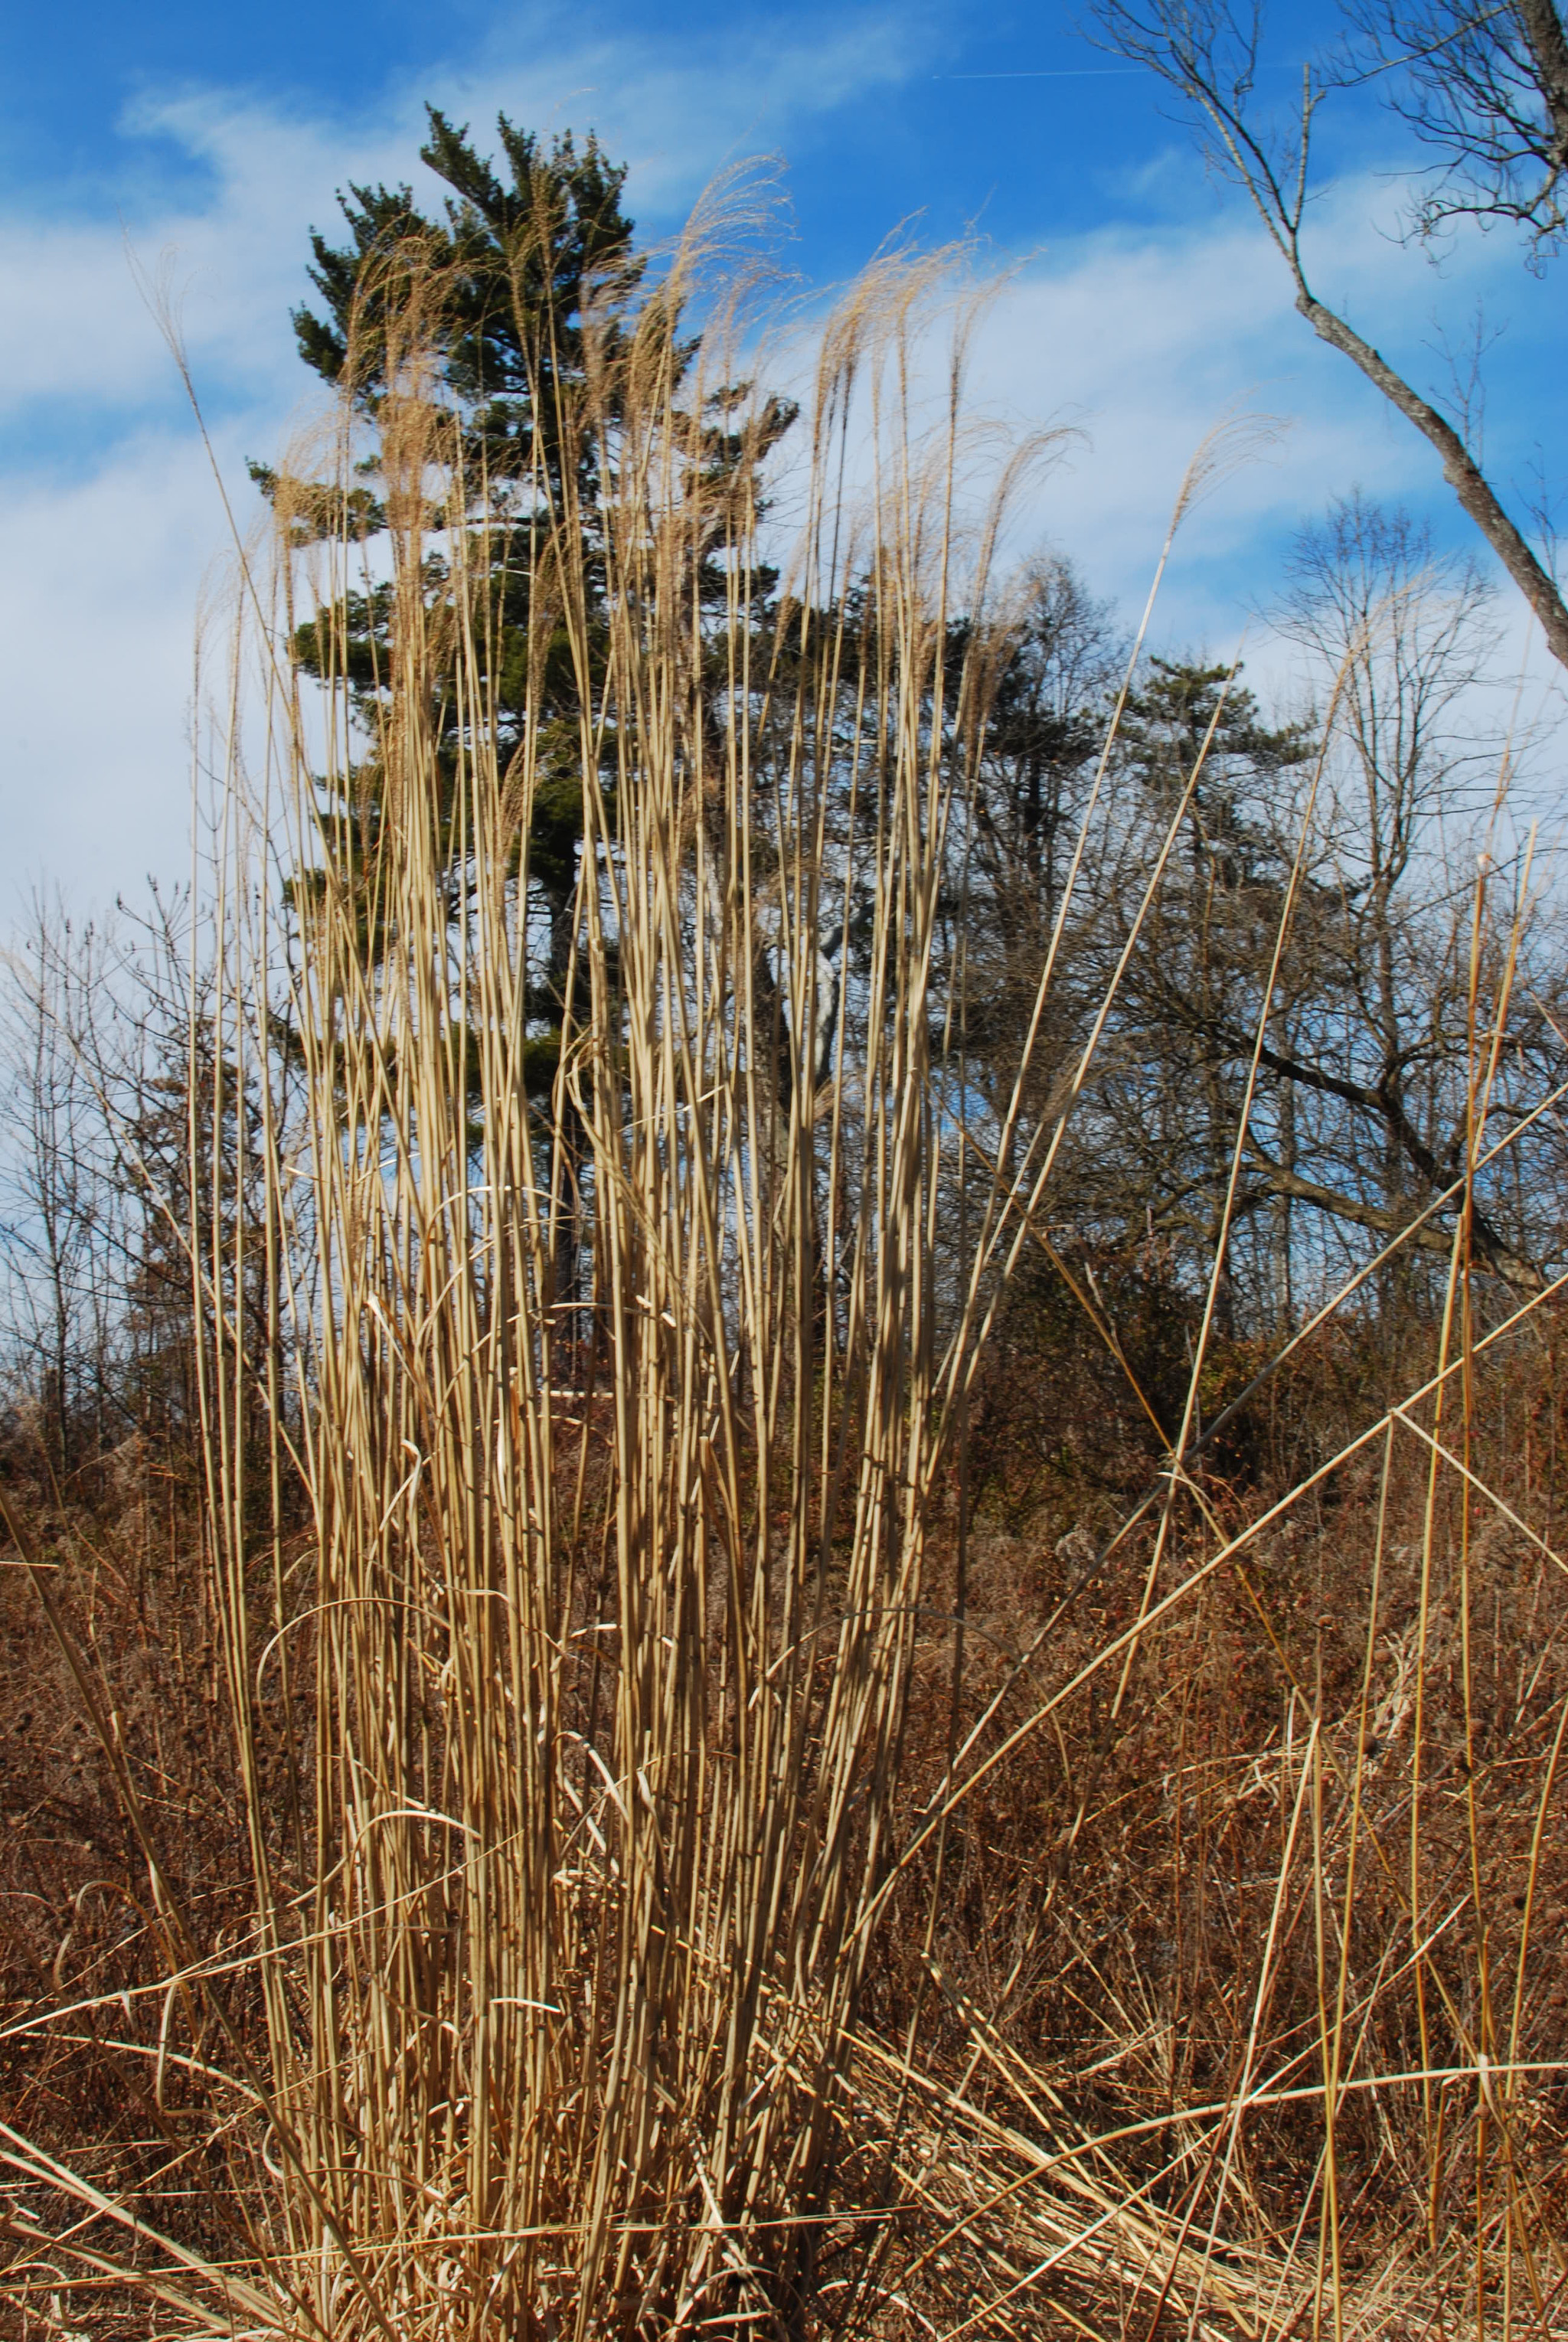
[6,504,1560,1465]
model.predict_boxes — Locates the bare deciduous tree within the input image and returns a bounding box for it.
[1256,495,1555,1295]
[1344,0,1568,259]
[0,900,120,1468]
[938,508,1562,1335]
[1087,0,1568,668]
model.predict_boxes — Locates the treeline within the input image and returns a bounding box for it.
[2,522,1559,1488]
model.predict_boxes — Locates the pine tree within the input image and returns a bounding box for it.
[269,110,794,1086]
[260,112,645,1059]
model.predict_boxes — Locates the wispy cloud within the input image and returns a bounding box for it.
[959,175,1560,665]
[0,7,929,906]
[3,6,924,441]
[0,24,1557,914]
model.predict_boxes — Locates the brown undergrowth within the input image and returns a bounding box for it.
[7,1298,1568,2337]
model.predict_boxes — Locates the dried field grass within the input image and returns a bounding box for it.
[3,202,1566,2342]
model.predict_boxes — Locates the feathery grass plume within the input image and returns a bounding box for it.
[193,211,1086,2337]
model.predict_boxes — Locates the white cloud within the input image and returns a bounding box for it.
[0,425,234,910]
[0,10,925,913]
[969,180,1508,595]
[1,48,1559,921]
[3,7,923,433]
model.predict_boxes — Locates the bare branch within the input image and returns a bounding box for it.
[1088,0,1568,668]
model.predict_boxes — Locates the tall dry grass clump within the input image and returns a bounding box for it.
[194,224,1075,2337]
[5,190,1568,2342]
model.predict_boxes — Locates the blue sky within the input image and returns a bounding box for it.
[2,0,1562,908]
